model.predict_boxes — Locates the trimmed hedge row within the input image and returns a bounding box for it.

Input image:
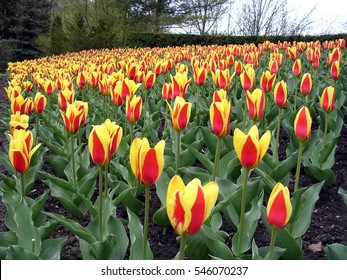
[123,32,347,48]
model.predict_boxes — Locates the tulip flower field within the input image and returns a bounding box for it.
[1,38,347,260]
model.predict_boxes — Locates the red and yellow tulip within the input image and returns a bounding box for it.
[210,99,232,138]
[171,73,192,98]
[260,70,276,93]
[60,101,88,134]
[274,81,288,108]
[266,183,292,229]
[292,59,302,77]
[11,94,33,115]
[299,73,312,96]
[167,96,192,132]
[143,70,156,90]
[294,106,312,141]
[193,66,207,87]
[33,92,47,114]
[330,61,340,80]
[58,88,75,111]
[9,129,40,173]
[88,119,123,166]
[320,86,335,113]
[246,89,265,122]
[233,125,271,169]
[126,95,142,124]
[211,69,233,90]
[76,71,88,90]
[162,83,173,101]
[212,89,228,103]
[166,175,219,236]
[240,65,255,91]
[130,138,165,186]
[9,112,29,135]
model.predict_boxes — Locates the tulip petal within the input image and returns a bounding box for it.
[202,182,219,223]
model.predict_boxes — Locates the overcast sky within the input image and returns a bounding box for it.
[219,0,347,35]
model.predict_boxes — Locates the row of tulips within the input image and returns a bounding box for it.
[1,38,346,260]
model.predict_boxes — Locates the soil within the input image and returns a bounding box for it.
[0,74,346,260]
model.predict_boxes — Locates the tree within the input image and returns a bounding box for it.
[229,0,316,36]
[50,13,67,54]
[178,0,232,35]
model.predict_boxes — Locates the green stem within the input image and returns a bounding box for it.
[303,95,306,106]
[35,113,39,145]
[323,112,329,146]
[78,130,82,163]
[268,228,278,260]
[130,122,134,142]
[31,239,35,254]
[71,134,77,187]
[179,235,187,260]
[293,77,297,111]
[212,137,222,181]
[115,105,118,122]
[242,92,248,130]
[195,85,200,125]
[103,95,106,119]
[20,172,25,200]
[237,168,250,256]
[274,108,282,163]
[144,89,149,122]
[99,166,103,242]
[175,130,181,175]
[294,141,304,192]
[162,105,169,139]
[104,165,108,196]
[143,186,150,260]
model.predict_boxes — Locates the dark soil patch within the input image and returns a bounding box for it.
[0,74,346,260]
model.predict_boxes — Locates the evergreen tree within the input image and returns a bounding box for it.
[50,13,67,54]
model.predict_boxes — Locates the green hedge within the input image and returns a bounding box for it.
[123,32,347,48]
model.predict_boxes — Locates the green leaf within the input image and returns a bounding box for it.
[41,171,74,193]
[200,126,217,156]
[46,155,69,179]
[200,225,236,260]
[153,206,171,227]
[289,182,324,239]
[303,164,336,186]
[338,187,347,206]
[45,212,96,244]
[31,190,49,221]
[186,234,209,259]
[182,143,213,173]
[232,191,264,255]
[180,166,211,184]
[127,208,153,260]
[38,220,58,241]
[324,243,347,260]
[78,167,98,198]
[0,231,17,247]
[269,152,298,182]
[14,200,41,255]
[6,246,40,260]
[40,237,67,260]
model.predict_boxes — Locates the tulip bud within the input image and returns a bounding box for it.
[193,66,207,87]
[320,86,335,113]
[126,95,142,124]
[273,81,288,108]
[210,99,232,138]
[130,138,165,186]
[299,73,312,96]
[58,88,75,111]
[212,89,228,103]
[33,92,47,113]
[240,65,255,91]
[260,71,276,93]
[330,61,340,80]
[162,83,173,101]
[60,101,87,134]
[292,59,302,77]
[167,96,192,132]
[294,106,312,141]
[76,71,87,90]
[233,125,271,169]
[246,89,265,122]
[266,183,292,229]
[166,175,219,236]
[144,70,156,90]
[9,112,29,135]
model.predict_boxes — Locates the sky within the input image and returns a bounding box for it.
[218,0,347,35]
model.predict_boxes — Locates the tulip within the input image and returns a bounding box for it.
[320,86,335,145]
[23,81,33,92]
[294,106,312,142]
[268,58,278,74]
[76,71,88,90]
[233,125,271,170]
[210,99,232,181]
[193,66,207,87]
[44,79,56,96]
[9,112,29,135]
[246,89,265,122]
[88,71,100,88]
[294,106,312,191]
[33,92,47,114]
[233,125,270,255]
[162,83,173,101]
[288,46,298,61]
[60,101,86,134]
[11,94,33,115]
[143,70,156,90]
[292,59,302,77]
[211,69,232,90]
[58,88,75,111]
[88,120,122,167]
[213,89,228,103]
[167,96,192,132]
[330,61,340,80]
[267,183,292,259]
[9,129,40,199]
[171,73,192,98]
[240,65,255,91]
[126,95,142,124]
[73,100,88,126]
[129,137,165,259]
[5,85,22,100]
[110,84,124,108]
[166,175,219,259]
[260,71,276,93]
[116,77,142,100]
[273,81,288,162]
[234,61,243,76]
